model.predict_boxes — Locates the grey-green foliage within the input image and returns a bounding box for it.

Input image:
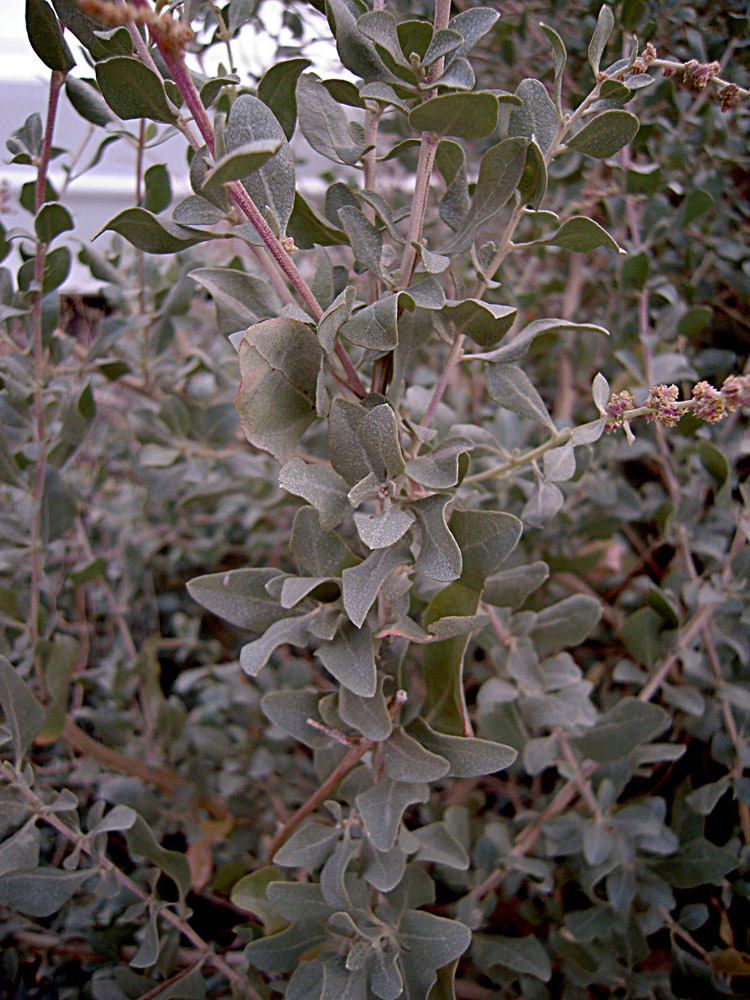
[2,1,749,998]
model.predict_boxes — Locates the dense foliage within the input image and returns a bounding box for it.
[1,0,749,998]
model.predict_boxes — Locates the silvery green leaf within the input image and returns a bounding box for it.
[405,436,472,488]
[523,734,559,775]
[473,933,552,981]
[430,58,475,91]
[340,295,399,350]
[421,27,463,66]
[280,576,339,609]
[407,717,517,777]
[339,678,392,740]
[279,458,350,531]
[567,111,639,159]
[236,318,322,462]
[583,818,614,865]
[95,208,219,254]
[190,267,282,326]
[401,277,445,310]
[172,195,226,226]
[410,821,469,869]
[540,22,567,112]
[364,843,406,893]
[530,595,602,655]
[261,688,331,748]
[523,479,563,526]
[483,561,549,608]
[543,442,576,482]
[471,318,609,364]
[126,815,191,899]
[0,656,45,765]
[572,698,669,764]
[348,472,382,508]
[519,138,548,209]
[240,613,311,675]
[297,74,364,166]
[412,495,462,583]
[649,838,738,890]
[428,615,491,640]
[130,903,160,969]
[371,947,403,1000]
[96,56,178,124]
[0,868,96,918]
[291,507,353,578]
[359,82,410,112]
[445,138,527,253]
[357,403,405,480]
[320,836,359,908]
[0,819,40,876]
[342,543,411,628]
[442,299,517,349]
[318,286,355,354]
[26,0,76,72]
[571,418,606,445]
[257,56,311,140]
[325,0,397,82]
[88,805,137,837]
[588,5,615,76]
[536,215,624,253]
[316,620,377,697]
[408,92,499,139]
[509,79,558,154]
[187,568,284,632]
[328,399,373,486]
[354,507,415,549]
[436,139,470,231]
[226,95,296,236]
[418,246,451,274]
[267,881,336,923]
[398,910,471,969]
[201,139,282,192]
[356,778,429,851]
[450,510,523,591]
[449,7,500,58]
[338,206,384,278]
[356,10,410,67]
[487,363,556,429]
[274,822,340,867]
[383,728,450,783]
[245,921,329,974]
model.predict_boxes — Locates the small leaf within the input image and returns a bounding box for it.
[316,620,377,697]
[279,458,350,531]
[240,614,311,676]
[483,561,549,609]
[588,5,615,76]
[473,934,552,981]
[274,822,340,867]
[245,921,328,974]
[412,495,462,583]
[408,717,517,777]
[187,567,284,632]
[450,510,523,592]
[357,403,406,479]
[408,92,499,139]
[539,215,624,254]
[297,73,364,166]
[543,442,576,482]
[487,364,555,429]
[34,202,73,245]
[442,299,517,349]
[356,779,429,851]
[357,10,410,67]
[650,838,738,889]
[261,688,331,749]
[143,163,171,214]
[126,815,191,899]
[201,140,282,192]
[0,656,45,765]
[338,205,384,278]
[383,728,450,783]
[540,22,567,111]
[325,0,396,83]
[509,78,558,154]
[572,698,668,764]
[449,7,500,58]
[26,0,75,73]
[0,868,95,918]
[567,111,640,159]
[342,543,411,628]
[685,776,731,816]
[354,507,415,549]
[339,680,392,741]
[258,57,311,140]
[340,295,399,351]
[226,95,296,235]
[96,56,178,124]
[190,266,282,327]
[0,819,40,876]
[399,911,471,969]
[530,594,602,655]
[96,208,218,254]
[474,318,610,364]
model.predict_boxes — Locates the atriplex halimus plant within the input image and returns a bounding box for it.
[1,0,750,997]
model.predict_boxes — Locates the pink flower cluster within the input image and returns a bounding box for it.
[645,384,681,426]
[605,391,635,433]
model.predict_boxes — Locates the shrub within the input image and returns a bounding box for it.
[1,1,749,998]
